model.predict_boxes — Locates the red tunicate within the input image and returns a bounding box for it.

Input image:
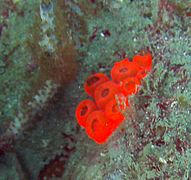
[94,81,119,109]
[86,110,109,144]
[75,51,153,144]
[84,73,109,97]
[121,77,141,96]
[75,99,97,128]
[111,59,141,83]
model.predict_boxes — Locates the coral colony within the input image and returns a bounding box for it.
[76,51,152,144]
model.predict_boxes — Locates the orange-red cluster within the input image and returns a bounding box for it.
[75,52,152,144]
